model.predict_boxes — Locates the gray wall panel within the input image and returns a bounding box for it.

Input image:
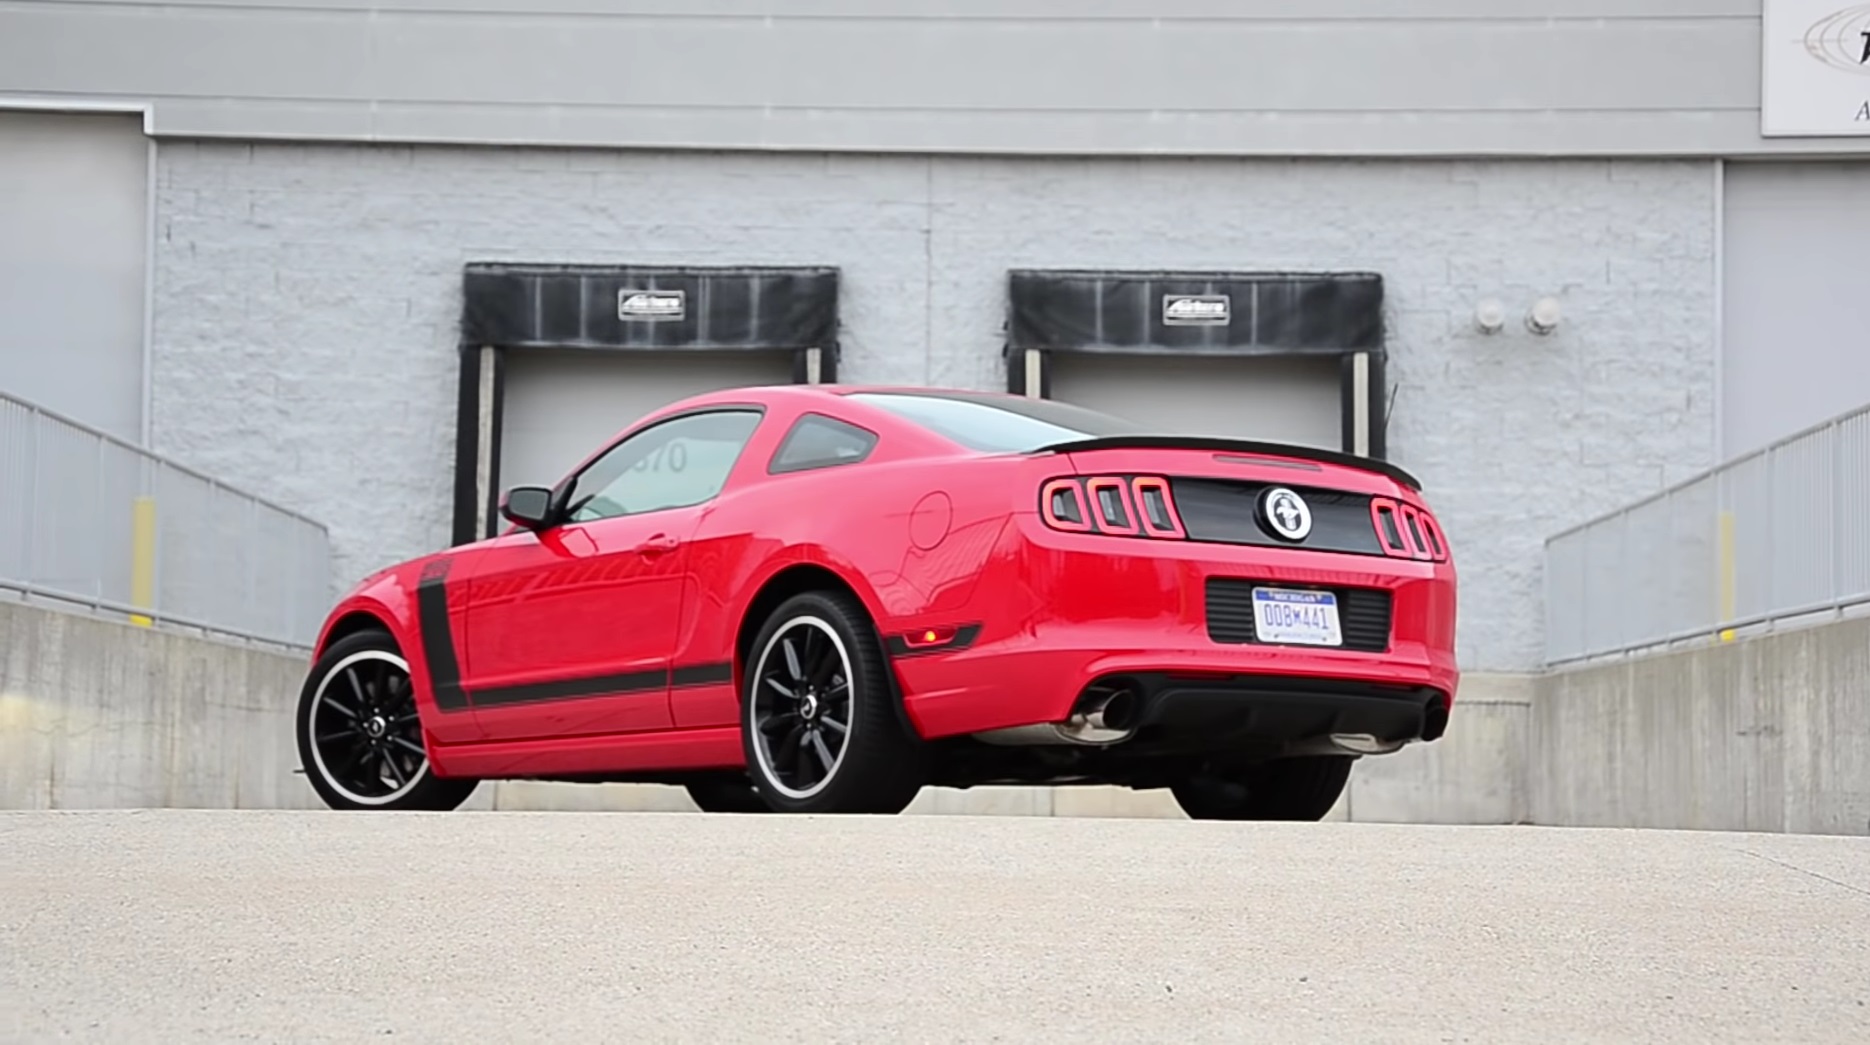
[0,1,1839,156]
[1720,160,1870,457]
[148,143,1716,673]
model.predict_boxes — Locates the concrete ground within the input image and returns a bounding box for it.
[2,811,1867,1043]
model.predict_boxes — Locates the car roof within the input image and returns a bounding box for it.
[653,383,1423,489]
[666,383,1036,404]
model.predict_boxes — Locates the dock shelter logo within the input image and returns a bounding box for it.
[618,289,685,320]
[1162,294,1230,326]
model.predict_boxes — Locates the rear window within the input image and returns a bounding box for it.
[768,413,879,474]
[846,391,1151,454]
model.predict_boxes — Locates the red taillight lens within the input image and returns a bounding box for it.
[1083,477,1141,534]
[1130,476,1187,539]
[1369,496,1449,562]
[1040,478,1094,532]
[1370,498,1411,556]
[1416,510,1448,561]
[1039,475,1185,540]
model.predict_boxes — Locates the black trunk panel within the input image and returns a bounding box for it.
[1171,478,1385,556]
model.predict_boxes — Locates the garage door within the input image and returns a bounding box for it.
[498,348,797,492]
[0,111,147,441]
[1722,161,1870,457]
[1048,353,1343,450]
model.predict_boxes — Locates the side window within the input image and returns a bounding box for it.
[767,413,879,475]
[562,409,763,523]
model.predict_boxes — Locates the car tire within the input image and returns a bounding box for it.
[295,630,479,812]
[1169,755,1354,821]
[740,590,927,814]
[684,776,774,813]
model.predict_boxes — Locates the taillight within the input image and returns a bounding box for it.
[1369,496,1450,562]
[1040,475,1186,540]
[1083,477,1141,535]
[1130,476,1187,539]
[1040,478,1094,532]
[1415,510,1449,561]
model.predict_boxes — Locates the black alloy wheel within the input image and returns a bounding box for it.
[741,590,927,814]
[295,631,478,811]
[1169,755,1354,821]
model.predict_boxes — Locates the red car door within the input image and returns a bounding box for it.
[459,406,767,744]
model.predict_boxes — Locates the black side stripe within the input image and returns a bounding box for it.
[671,662,735,689]
[471,663,737,708]
[416,558,469,711]
[473,668,669,709]
[420,652,736,712]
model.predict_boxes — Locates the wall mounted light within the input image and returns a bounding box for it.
[1526,296,1562,335]
[1474,299,1506,334]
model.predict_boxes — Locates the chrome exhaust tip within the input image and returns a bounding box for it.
[966,681,1143,747]
[1328,732,1406,755]
[1057,686,1139,745]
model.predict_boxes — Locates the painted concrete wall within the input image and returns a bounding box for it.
[1533,615,1870,835]
[149,143,1719,675]
[0,1,1838,158]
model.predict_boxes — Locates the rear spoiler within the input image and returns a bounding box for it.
[1032,435,1423,492]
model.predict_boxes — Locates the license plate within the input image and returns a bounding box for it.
[1251,587,1343,647]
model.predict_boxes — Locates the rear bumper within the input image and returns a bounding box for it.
[1112,671,1447,749]
[888,512,1459,745]
[897,642,1455,741]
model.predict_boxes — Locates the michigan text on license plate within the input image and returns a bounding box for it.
[1251,587,1343,647]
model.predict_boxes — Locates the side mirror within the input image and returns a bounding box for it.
[499,485,556,530]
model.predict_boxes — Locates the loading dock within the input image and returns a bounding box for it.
[1003,269,1389,458]
[452,262,840,543]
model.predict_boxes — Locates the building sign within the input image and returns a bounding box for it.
[1762,2,1870,135]
[1162,294,1230,326]
[617,289,685,320]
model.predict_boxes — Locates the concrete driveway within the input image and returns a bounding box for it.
[3,810,1867,1042]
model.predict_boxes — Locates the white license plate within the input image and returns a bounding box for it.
[1251,587,1343,647]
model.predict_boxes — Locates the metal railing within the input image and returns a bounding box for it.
[1545,399,1870,665]
[0,390,332,650]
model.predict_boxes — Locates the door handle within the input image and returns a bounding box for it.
[635,533,680,556]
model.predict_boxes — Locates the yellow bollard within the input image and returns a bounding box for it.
[1717,510,1736,643]
[130,496,155,627]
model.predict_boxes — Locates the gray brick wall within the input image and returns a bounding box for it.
[150,143,1716,673]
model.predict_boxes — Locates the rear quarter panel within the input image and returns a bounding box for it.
[671,438,1031,728]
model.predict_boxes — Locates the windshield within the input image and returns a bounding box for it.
[846,390,1153,454]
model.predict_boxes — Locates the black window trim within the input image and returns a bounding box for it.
[766,410,881,476]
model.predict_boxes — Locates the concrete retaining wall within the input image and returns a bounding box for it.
[0,597,1525,821]
[0,598,321,810]
[37,593,1864,835]
[1532,615,1870,836]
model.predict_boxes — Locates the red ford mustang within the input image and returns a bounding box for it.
[295,385,1458,818]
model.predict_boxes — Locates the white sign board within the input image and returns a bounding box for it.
[1763,2,1870,135]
